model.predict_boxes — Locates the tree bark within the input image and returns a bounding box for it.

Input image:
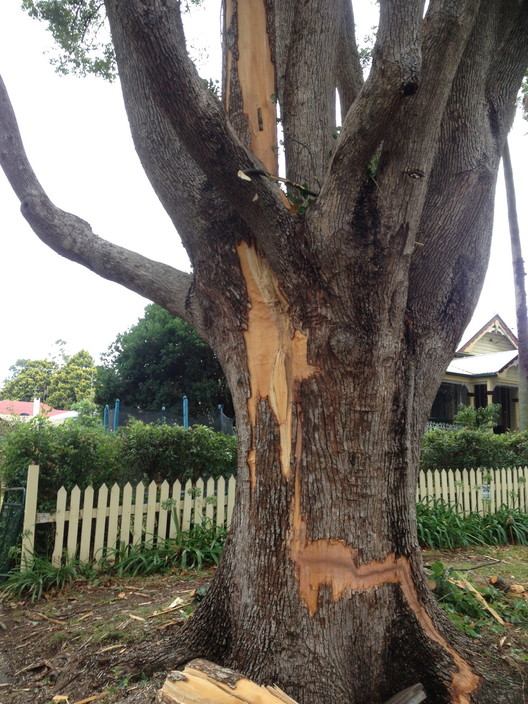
[1,2,528,703]
[503,140,528,431]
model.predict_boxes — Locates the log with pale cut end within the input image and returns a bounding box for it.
[158,659,425,704]
[157,659,295,704]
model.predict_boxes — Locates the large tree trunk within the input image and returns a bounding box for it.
[1,1,528,703]
[144,237,482,704]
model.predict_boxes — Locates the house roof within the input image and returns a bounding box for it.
[446,349,518,377]
[0,400,66,417]
[458,314,518,353]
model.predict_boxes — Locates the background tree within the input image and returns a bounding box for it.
[1,2,527,703]
[0,358,58,402]
[46,349,96,409]
[95,304,232,416]
[0,351,95,409]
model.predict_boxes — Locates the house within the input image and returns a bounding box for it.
[0,398,78,425]
[429,315,520,431]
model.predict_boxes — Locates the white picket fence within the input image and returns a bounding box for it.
[20,465,236,569]
[16,463,528,568]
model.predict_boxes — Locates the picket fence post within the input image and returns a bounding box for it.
[20,464,39,571]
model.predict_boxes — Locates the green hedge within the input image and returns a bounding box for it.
[421,429,528,471]
[0,417,237,507]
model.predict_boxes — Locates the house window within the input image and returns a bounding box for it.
[474,384,487,408]
[492,386,512,430]
[430,383,468,424]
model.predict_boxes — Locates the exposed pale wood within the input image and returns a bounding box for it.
[452,576,506,626]
[52,487,68,567]
[79,485,94,562]
[67,485,81,561]
[158,659,295,704]
[20,465,39,570]
[158,660,425,704]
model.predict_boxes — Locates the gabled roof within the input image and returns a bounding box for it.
[447,349,518,377]
[0,400,66,417]
[458,314,518,354]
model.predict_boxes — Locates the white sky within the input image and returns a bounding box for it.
[0,1,527,386]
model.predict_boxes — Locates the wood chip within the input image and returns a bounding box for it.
[128,613,146,622]
[29,611,67,626]
[71,693,110,704]
[155,618,184,630]
[96,644,125,654]
[149,601,193,618]
[75,612,94,622]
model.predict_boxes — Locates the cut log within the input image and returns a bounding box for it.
[158,659,425,704]
[489,575,512,592]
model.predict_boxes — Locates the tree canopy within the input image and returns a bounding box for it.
[0,350,95,409]
[95,304,232,415]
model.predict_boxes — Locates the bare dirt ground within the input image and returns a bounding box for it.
[0,571,213,704]
[1,550,528,704]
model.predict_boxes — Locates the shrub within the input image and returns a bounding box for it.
[0,416,122,506]
[420,428,528,471]
[118,420,237,484]
[0,417,237,508]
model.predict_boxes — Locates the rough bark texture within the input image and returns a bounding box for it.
[503,140,528,431]
[1,2,528,703]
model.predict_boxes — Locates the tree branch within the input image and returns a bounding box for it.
[318,0,424,208]
[336,0,364,120]
[0,74,196,326]
[281,0,343,191]
[405,0,518,361]
[105,0,298,277]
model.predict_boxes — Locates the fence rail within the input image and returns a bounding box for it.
[17,464,528,568]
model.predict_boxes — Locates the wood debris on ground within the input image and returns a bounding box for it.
[158,659,426,704]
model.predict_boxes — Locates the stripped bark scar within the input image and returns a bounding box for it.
[238,242,319,486]
[224,0,277,174]
[290,470,480,704]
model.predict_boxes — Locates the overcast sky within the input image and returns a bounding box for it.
[0,1,527,387]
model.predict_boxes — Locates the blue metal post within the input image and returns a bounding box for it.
[183,395,189,428]
[103,404,109,431]
[113,399,120,432]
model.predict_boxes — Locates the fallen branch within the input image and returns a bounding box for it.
[451,576,507,626]
[30,611,67,626]
[158,659,425,704]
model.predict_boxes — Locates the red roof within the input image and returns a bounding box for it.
[0,400,67,417]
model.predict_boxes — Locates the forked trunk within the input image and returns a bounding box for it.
[151,240,481,704]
